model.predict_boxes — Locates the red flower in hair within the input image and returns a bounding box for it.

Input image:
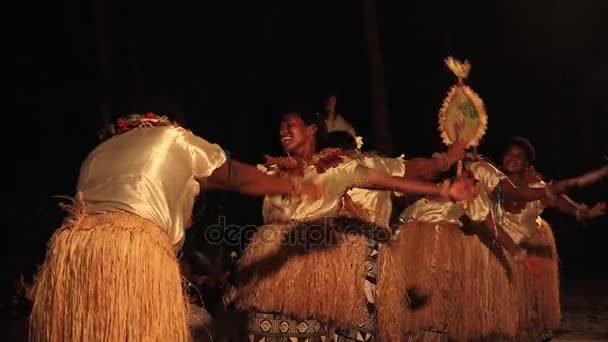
[116,118,130,133]
[142,112,157,119]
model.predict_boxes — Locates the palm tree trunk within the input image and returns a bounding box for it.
[92,0,112,125]
[127,0,143,104]
[361,0,392,155]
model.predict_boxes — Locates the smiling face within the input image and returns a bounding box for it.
[279,113,317,156]
[502,144,529,175]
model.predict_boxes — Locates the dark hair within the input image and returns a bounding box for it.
[325,131,357,150]
[506,136,536,162]
[282,104,328,148]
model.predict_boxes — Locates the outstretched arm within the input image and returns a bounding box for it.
[204,160,300,197]
[359,168,478,202]
[502,165,608,203]
[500,179,549,202]
[547,195,606,220]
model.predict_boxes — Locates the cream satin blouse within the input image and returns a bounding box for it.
[76,126,227,247]
[467,161,547,243]
[400,160,506,225]
[260,158,370,223]
[498,181,546,243]
[347,155,406,227]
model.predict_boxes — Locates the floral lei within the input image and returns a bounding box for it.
[264,148,357,177]
[98,112,180,140]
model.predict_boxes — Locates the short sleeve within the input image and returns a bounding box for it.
[325,158,373,195]
[257,164,268,173]
[469,160,507,193]
[464,190,492,222]
[378,156,406,177]
[528,181,546,189]
[183,130,227,178]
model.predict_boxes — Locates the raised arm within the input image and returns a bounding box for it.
[403,141,467,181]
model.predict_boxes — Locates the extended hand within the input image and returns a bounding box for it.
[586,202,607,219]
[446,140,468,165]
[449,177,479,202]
[555,165,608,193]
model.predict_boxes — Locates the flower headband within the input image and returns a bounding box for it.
[98,112,179,140]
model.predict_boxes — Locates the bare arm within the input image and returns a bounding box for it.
[204,160,293,197]
[502,165,608,203]
[364,169,443,195]
[481,216,522,256]
[358,168,477,202]
[500,179,548,202]
[403,142,467,181]
[547,195,607,220]
[403,157,448,181]
[546,195,579,216]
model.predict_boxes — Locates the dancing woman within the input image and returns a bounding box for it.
[377,140,605,341]
[495,137,606,341]
[30,113,322,342]
[324,122,467,340]
[234,105,477,341]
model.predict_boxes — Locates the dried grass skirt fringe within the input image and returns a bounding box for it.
[235,221,370,329]
[514,218,560,341]
[29,212,190,342]
[377,221,518,341]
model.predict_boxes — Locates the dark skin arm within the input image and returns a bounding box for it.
[481,216,522,256]
[499,178,550,202]
[546,195,606,220]
[403,157,448,181]
[502,165,608,203]
[360,168,478,202]
[403,141,468,181]
[546,195,579,216]
[202,160,297,197]
[463,215,525,259]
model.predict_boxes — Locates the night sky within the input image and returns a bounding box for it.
[10,0,608,283]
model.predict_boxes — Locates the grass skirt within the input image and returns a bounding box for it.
[29,212,190,342]
[377,221,518,341]
[514,218,560,341]
[235,218,373,329]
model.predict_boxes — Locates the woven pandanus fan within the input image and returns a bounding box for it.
[438,56,488,175]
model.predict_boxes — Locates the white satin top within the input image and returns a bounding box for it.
[76,126,226,247]
[399,159,547,243]
[498,181,546,243]
[260,158,370,223]
[400,160,506,225]
[347,155,406,227]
